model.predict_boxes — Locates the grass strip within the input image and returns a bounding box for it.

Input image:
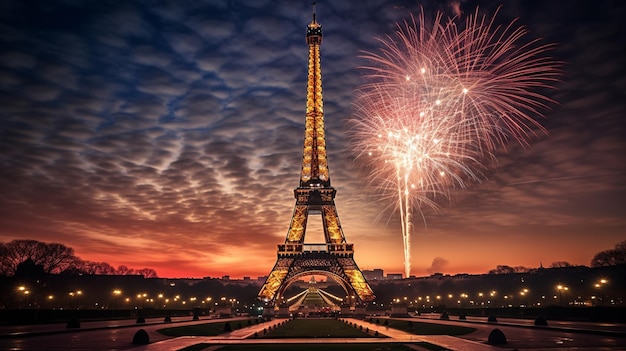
[366,318,476,336]
[158,320,248,337]
[178,343,448,351]
[261,318,383,338]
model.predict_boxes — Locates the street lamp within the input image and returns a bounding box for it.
[595,279,608,305]
[69,290,82,309]
[557,285,569,306]
[518,288,529,307]
[157,293,164,309]
[112,289,122,311]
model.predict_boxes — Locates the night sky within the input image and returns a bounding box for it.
[0,0,624,279]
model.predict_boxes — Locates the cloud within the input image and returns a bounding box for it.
[427,257,449,274]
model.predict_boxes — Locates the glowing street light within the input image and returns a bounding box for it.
[68,290,83,309]
[595,279,608,305]
[112,289,122,310]
[557,285,569,306]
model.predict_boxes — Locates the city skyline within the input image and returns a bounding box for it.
[0,0,624,279]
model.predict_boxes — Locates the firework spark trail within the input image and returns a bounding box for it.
[349,7,560,278]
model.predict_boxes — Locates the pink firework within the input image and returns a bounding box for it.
[349,7,560,278]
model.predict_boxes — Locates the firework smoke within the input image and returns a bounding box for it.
[349,7,560,278]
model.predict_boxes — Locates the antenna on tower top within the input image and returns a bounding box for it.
[312,1,317,23]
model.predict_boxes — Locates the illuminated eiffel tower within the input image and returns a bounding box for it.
[258,6,375,308]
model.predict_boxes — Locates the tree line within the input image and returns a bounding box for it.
[487,240,626,274]
[0,240,157,278]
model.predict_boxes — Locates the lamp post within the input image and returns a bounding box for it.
[112,289,122,309]
[17,286,29,309]
[459,293,468,308]
[595,279,608,305]
[520,288,529,307]
[69,290,82,309]
[158,293,164,309]
[557,285,568,306]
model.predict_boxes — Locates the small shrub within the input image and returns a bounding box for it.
[163,316,172,323]
[534,316,548,326]
[487,315,498,323]
[136,317,145,324]
[487,328,507,345]
[132,329,149,345]
[66,318,80,329]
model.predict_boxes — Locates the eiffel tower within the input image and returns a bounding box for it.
[258,6,375,307]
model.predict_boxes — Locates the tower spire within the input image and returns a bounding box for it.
[302,1,326,186]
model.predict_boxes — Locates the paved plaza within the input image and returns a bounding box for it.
[2,313,625,351]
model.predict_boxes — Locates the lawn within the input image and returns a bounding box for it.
[178,343,448,351]
[366,318,476,336]
[158,319,253,337]
[261,318,382,338]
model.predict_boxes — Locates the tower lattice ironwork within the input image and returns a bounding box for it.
[258,8,375,306]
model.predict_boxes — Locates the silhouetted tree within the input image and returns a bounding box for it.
[135,268,158,278]
[591,241,626,267]
[0,240,78,276]
[488,265,530,274]
[73,261,116,275]
[0,240,159,277]
[116,265,135,275]
[14,258,45,278]
[550,261,572,268]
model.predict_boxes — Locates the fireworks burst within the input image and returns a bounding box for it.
[349,7,560,278]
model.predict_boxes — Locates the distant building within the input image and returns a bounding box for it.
[363,269,384,281]
[386,273,403,280]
